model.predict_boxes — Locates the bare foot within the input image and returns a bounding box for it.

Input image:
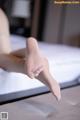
[25,37,61,101]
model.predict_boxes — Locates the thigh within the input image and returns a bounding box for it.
[0,9,11,54]
[0,54,25,74]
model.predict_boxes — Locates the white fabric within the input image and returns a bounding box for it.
[11,35,80,82]
[0,69,44,95]
[0,35,80,95]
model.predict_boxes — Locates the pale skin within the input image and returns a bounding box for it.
[0,9,61,101]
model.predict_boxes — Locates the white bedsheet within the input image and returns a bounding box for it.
[11,35,80,82]
[0,35,80,95]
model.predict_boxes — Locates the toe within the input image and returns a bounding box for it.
[33,65,43,77]
[51,86,61,101]
[32,65,43,73]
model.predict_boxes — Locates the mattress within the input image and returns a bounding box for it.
[0,35,80,102]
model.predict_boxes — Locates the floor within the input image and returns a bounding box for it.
[0,85,80,120]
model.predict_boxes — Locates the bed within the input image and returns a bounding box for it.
[0,35,80,103]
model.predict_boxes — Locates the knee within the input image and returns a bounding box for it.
[28,37,37,41]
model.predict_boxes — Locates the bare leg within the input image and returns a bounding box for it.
[0,54,25,73]
[25,37,61,101]
[0,37,61,101]
[0,9,61,101]
[0,9,11,54]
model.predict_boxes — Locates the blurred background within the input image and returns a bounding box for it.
[1,0,80,47]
